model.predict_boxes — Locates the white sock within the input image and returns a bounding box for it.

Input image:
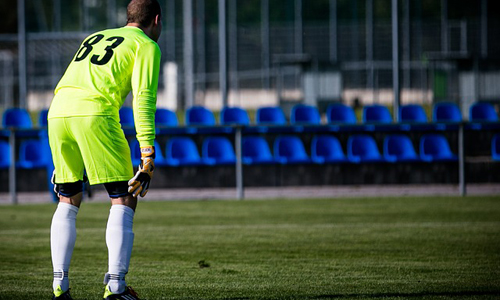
[51,202,79,293]
[105,205,135,294]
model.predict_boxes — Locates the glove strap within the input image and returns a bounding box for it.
[140,146,155,159]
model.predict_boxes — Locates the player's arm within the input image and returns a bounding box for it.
[131,41,161,148]
[128,41,161,198]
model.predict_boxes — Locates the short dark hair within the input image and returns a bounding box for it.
[127,0,161,27]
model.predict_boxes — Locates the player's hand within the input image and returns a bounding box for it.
[128,145,155,198]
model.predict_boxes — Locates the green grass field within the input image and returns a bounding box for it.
[1,196,499,299]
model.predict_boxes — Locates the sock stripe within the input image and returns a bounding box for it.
[108,273,126,281]
[53,271,68,280]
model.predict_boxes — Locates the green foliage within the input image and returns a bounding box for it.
[0,196,499,299]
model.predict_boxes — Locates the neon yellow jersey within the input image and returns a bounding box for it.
[48,26,161,147]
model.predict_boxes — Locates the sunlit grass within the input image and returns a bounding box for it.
[0,196,499,299]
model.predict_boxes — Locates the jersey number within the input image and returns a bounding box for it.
[74,34,125,65]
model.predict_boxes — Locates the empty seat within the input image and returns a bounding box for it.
[39,134,58,202]
[400,104,428,123]
[130,140,167,167]
[291,104,321,125]
[433,102,462,122]
[2,108,32,129]
[39,109,49,127]
[119,107,134,126]
[363,105,392,124]
[130,140,141,166]
[202,137,236,165]
[469,102,498,122]
[419,134,457,162]
[326,103,357,124]
[155,108,178,126]
[242,136,275,164]
[311,135,347,163]
[347,135,384,163]
[17,140,48,168]
[39,134,53,166]
[220,107,250,125]
[383,134,419,162]
[273,136,311,164]
[492,134,500,161]
[186,106,216,126]
[256,106,287,125]
[0,141,10,168]
[165,137,214,166]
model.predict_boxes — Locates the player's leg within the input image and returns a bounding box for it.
[103,182,138,298]
[50,191,82,299]
[68,116,140,298]
[49,118,86,299]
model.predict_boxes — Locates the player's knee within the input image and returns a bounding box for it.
[104,181,130,198]
[56,181,84,197]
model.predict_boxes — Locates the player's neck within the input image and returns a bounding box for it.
[126,23,156,42]
[126,23,145,32]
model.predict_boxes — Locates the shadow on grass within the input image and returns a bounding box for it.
[312,290,500,299]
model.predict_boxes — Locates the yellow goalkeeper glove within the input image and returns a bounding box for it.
[128,145,155,198]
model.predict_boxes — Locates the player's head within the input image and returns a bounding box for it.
[127,0,162,42]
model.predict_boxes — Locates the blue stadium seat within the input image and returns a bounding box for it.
[326,103,357,124]
[256,106,287,125]
[17,140,48,168]
[153,140,167,166]
[273,136,311,164]
[242,136,275,165]
[383,134,419,162]
[419,134,457,162]
[39,133,58,202]
[130,140,167,167]
[220,107,250,125]
[155,108,178,126]
[38,109,49,127]
[492,134,500,161]
[0,141,10,168]
[39,133,53,166]
[186,106,216,126]
[202,137,236,165]
[363,105,392,124]
[469,102,498,122]
[347,135,385,163]
[2,108,32,129]
[119,107,134,127]
[311,135,347,163]
[400,104,428,123]
[130,139,141,166]
[291,104,321,125]
[432,102,462,122]
[165,137,214,166]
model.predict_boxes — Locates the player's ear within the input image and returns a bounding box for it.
[154,14,161,26]
[150,14,162,42]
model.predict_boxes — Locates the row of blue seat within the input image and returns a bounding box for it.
[0,138,51,169]
[119,102,499,128]
[1,101,497,130]
[131,134,500,166]
[2,132,499,169]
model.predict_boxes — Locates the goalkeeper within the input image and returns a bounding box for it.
[47,0,161,299]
